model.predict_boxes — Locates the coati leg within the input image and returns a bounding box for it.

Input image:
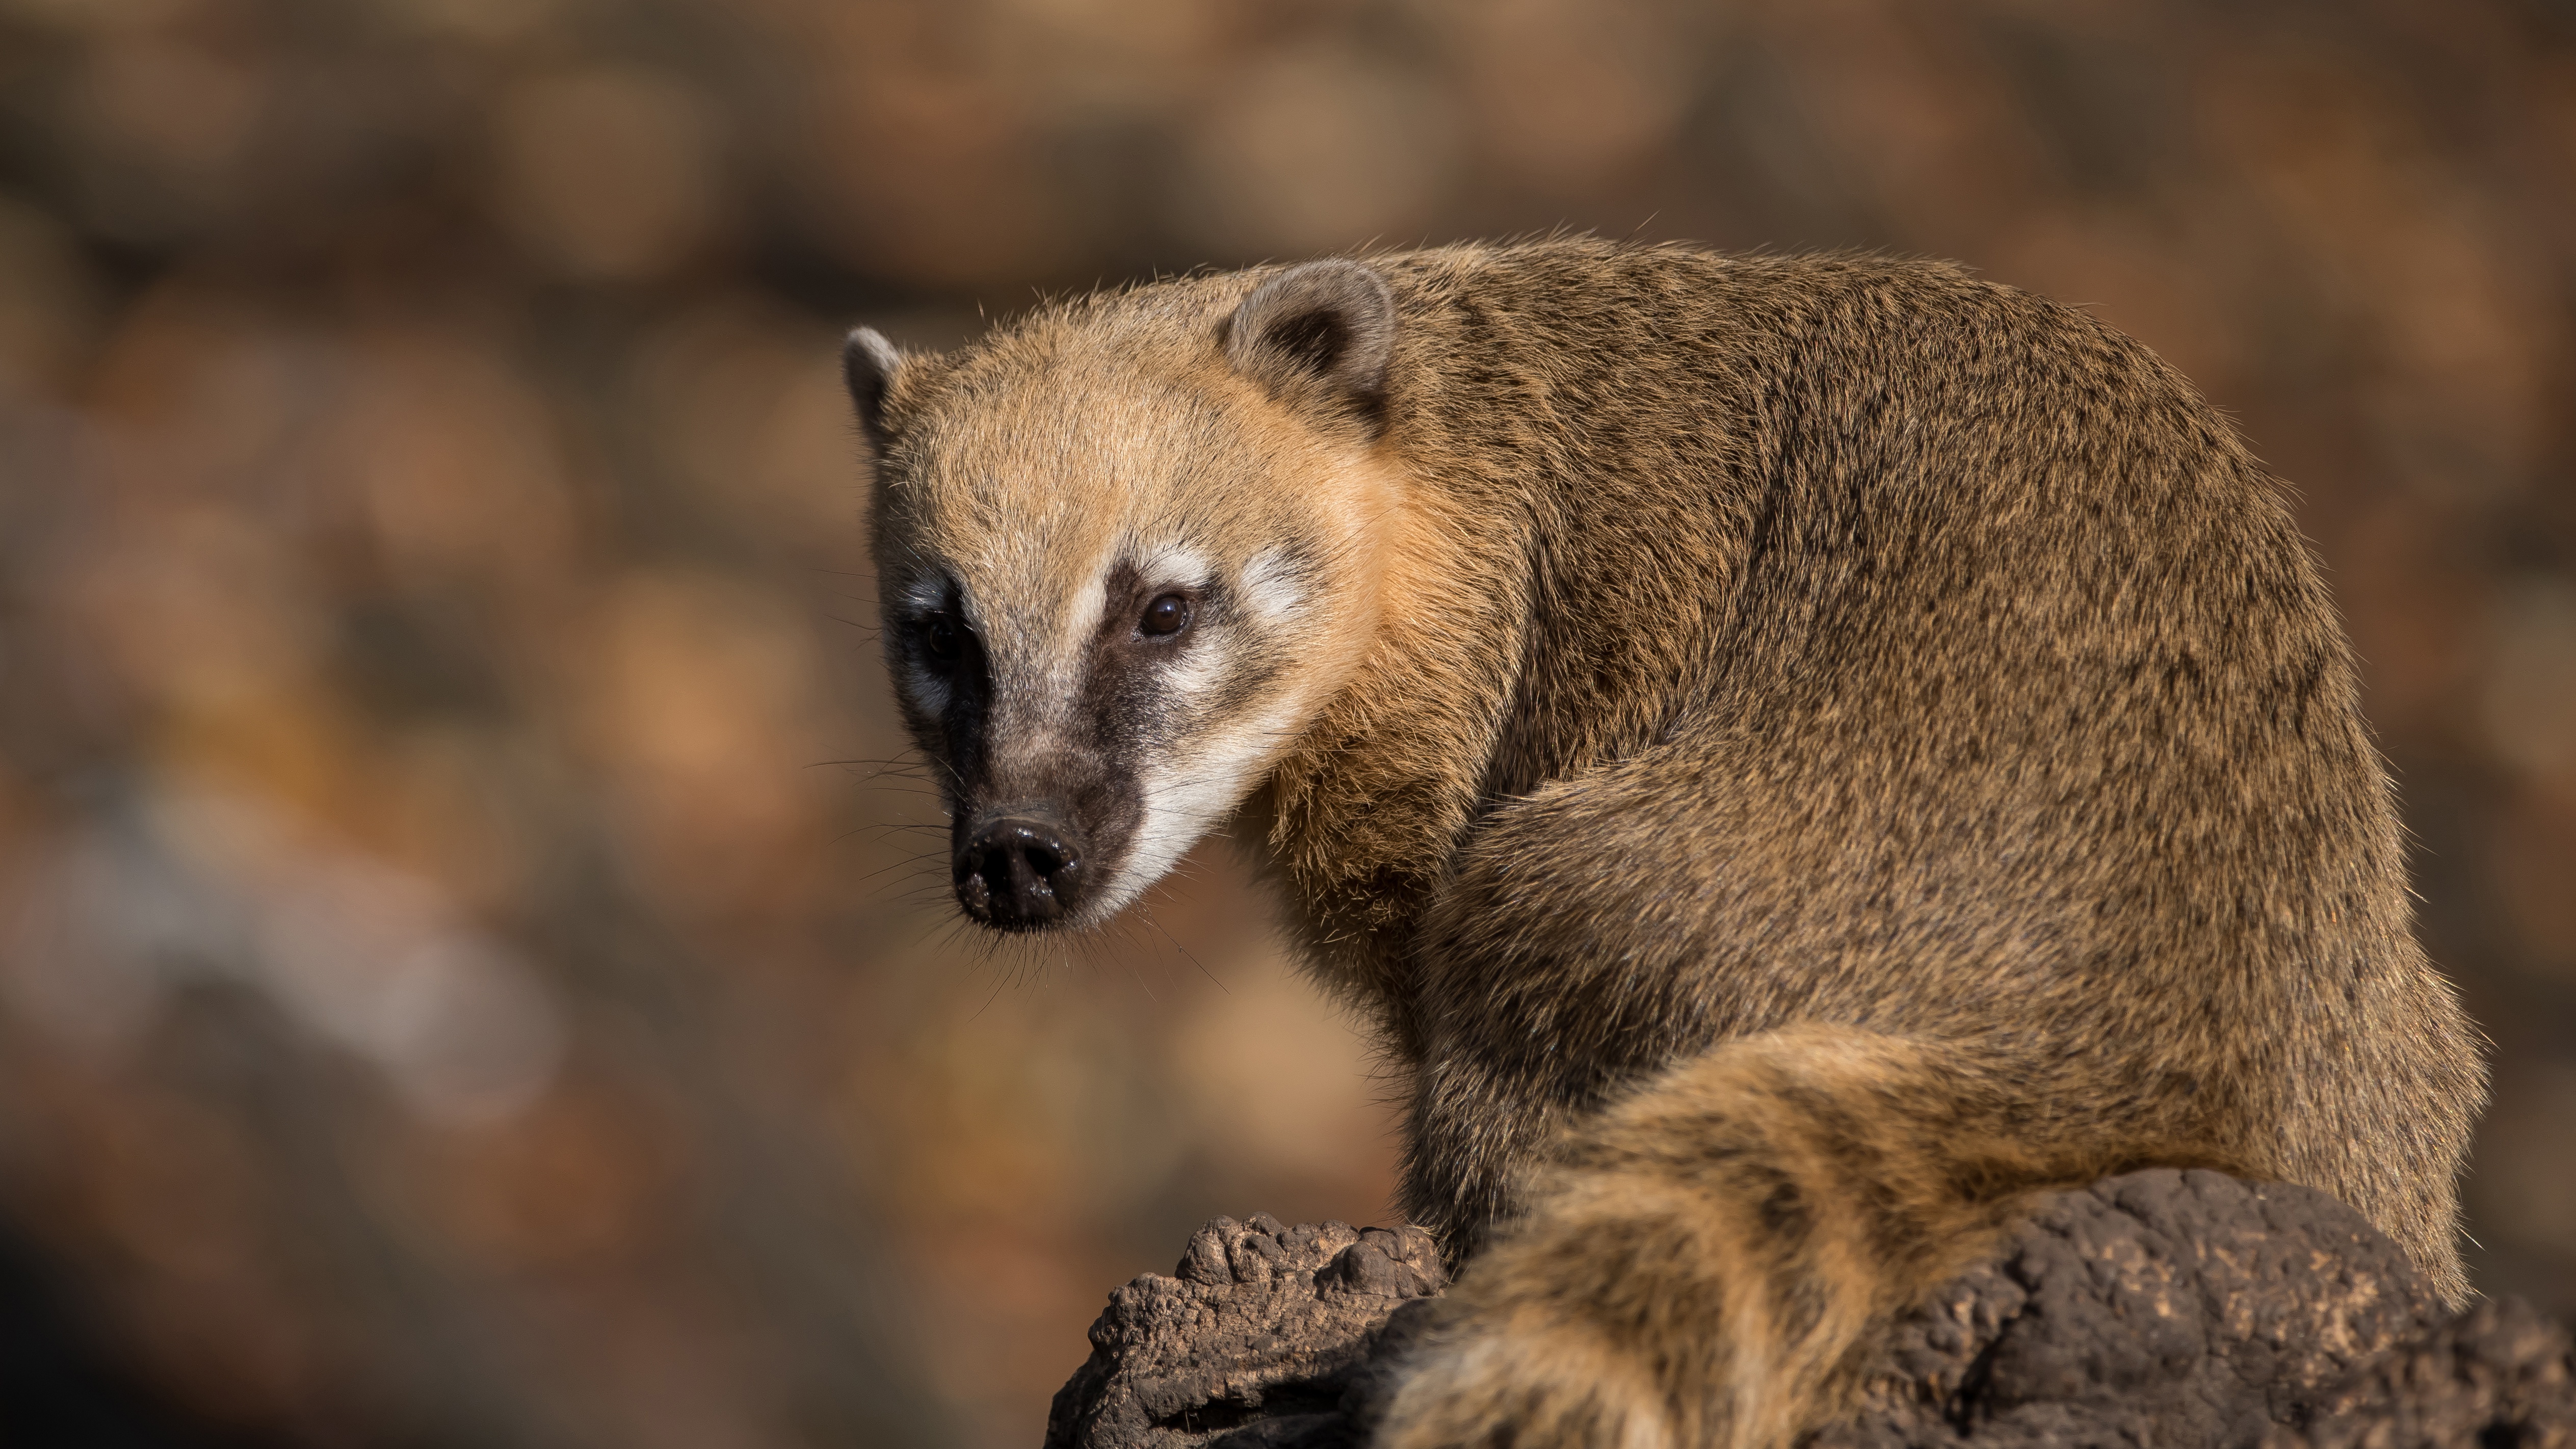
[1371,1025,2229,1449]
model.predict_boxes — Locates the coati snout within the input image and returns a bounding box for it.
[941,588,1201,928]
[953,812,1083,928]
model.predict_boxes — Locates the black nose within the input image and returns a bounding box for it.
[955,815,1086,930]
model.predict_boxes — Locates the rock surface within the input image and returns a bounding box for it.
[2270,1295,2576,1449]
[1819,1169,2445,1447]
[1043,1215,1445,1449]
[1046,1170,2576,1449]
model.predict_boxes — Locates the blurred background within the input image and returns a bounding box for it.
[0,0,2569,1445]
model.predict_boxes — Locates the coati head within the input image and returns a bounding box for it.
[847,261,1406,932]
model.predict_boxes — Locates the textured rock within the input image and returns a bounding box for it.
[1043,1214,1446,1449]
[1047,1171,2576,1449]
[2269,1295,2576,1449]
[1819,1169,2446,1447]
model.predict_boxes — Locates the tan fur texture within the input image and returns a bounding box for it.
[849,240,2484,1448]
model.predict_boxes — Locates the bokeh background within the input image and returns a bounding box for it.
[0,1,2569,1445]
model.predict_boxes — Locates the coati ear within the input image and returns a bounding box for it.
[1222,259,1396,432]
[842,326,906,451]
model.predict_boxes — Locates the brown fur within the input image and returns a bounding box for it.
[849,239,2484,1448]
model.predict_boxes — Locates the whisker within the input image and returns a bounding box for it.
[1136,902,1224,994]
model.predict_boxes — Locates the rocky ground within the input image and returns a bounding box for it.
[1046,1170,2575,1449]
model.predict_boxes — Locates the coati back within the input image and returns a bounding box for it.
[846,240,2483,1449]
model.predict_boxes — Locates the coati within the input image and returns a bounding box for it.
[843,240,2483,1448]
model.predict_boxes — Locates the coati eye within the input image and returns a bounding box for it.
[1140,593,1192,637]
[923,614,962,663]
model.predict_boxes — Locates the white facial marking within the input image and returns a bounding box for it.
[1056,542,1114,662]
[1088,688,1309,920]
[1238,546,1305,623]
[1134,539,1211,594]
[1160,628,1228,699]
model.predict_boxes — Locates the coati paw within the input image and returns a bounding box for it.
[1372,1311,1675,1449]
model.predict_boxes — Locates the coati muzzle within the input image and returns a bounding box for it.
[953,810,1086,930]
